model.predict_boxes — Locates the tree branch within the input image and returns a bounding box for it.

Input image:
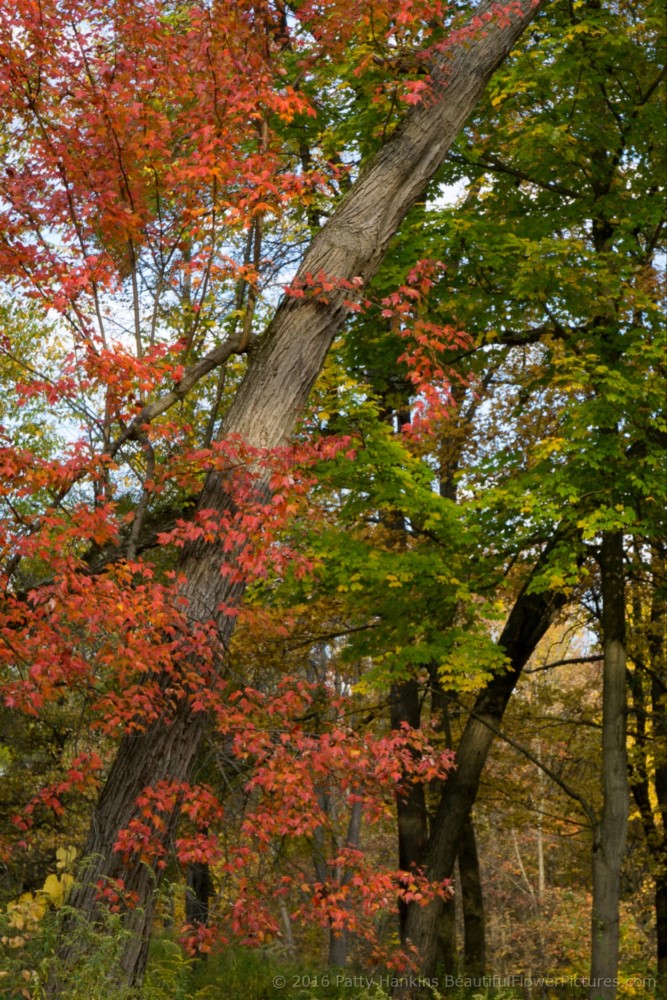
[525,653,604,674]
[448,150,582,200]
[467,705,597,827]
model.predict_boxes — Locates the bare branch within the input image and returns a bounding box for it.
[108,335,246,457]
[525,653,604,674]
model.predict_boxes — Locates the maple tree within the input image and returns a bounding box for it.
[1,1,662,997]
[0,0,552,992]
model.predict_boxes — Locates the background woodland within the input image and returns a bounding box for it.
[0,0,664,997]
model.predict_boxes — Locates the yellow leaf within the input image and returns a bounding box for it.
[56,845,77,869]
[42,874,64,903]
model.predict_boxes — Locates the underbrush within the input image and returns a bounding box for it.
[0,909,659,1000]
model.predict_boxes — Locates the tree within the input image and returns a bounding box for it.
[357,0,665,991]
[627,542,667,996]
[0,0,549,990]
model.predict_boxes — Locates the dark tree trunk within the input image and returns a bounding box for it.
[429,667,457,976]
[185,862,213,930]
[589,531,629,1000]
[650,550,667,994]
[627,545,666,997]
[656,878,667,999]
[435,894,457,976]
[391,679,429,944]
[459,817,485,978]
[49,2,549,992]
[399,530,572,989]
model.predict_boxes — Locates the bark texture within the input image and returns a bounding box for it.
[589,531,629,1000]
[51,0,549,991]
[55,703,209,986]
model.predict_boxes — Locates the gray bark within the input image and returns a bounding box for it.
[51,0,549,991]
[328,800,363,968]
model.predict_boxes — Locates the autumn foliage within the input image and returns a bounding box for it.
[1,0,662,995]
[0,0,488,971]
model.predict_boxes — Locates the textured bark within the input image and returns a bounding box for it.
[399,531,571,990]
[54,703,209,989]
[50,0,549,991]
[589,531,629,1000]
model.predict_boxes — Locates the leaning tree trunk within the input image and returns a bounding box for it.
[400,529,573,989]
[51,1,549,991]
[589,531,629,1000]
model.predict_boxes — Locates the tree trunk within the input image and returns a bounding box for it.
[327,799,363,967]
[459,817,485,978]
[429,667,458,977]
[429,668,486,977]
[589,531,629,1000]
[655,749,667,996]
[328,930,348,969]
[435,893,457,977]
[391,679,429,944]
[50,1,549,991]
[656,875,667,1000]
[627,544,666,996]
[185,861,213,931]
[54,702,209,989]
[400,530,572,989]
[650,548,667,994]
